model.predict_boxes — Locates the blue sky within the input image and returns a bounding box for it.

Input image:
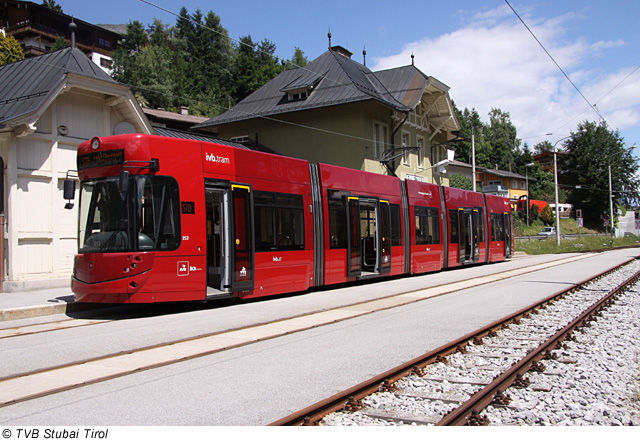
[60,0,640,155]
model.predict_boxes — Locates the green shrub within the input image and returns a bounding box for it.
[540,204,555,226]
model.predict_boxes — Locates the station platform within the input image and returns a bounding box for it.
[0,285,77,322]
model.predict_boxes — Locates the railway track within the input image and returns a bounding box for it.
[271,256,640,426]
[0,252,599,408]
[0,252,599,342]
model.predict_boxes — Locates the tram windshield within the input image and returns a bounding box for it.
[78,176,181,253]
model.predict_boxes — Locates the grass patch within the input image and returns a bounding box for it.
[515,218,599,237]
[515,234,640,255]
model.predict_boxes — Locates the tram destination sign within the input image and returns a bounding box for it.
[78,149,125,170]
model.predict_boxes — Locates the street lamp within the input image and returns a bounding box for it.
[525,162,534,226]
[553,135,574,246]
[608,162,613,235]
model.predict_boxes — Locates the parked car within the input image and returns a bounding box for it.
[538,226,557,236]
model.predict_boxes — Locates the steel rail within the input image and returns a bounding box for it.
[270,255,639,426]
[436,266,640,426]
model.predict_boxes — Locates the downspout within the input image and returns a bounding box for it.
[388,111,409,177]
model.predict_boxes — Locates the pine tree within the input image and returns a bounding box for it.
[109,7,299,116]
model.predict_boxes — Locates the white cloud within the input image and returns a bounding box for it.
[371,6,640,148]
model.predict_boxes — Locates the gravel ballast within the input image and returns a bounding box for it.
[323,262,640,426]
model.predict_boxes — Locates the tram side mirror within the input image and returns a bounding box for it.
[63,179,76,209]
[119,170,130,194]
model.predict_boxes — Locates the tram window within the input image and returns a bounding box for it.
[254,191,304,251]
[277,194,304,249]
[137,176,181,251]
[415,206,440,245]
[449,209,459,244]
[475,207,484,242]
[390,204,402,246]
[254,192,275,251]
[491,213,505,241]
[79,176,180,253]
[328,190,347,249]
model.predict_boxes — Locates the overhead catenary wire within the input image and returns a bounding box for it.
[504,0,607,124]
[504,0,640,151]
[548,66,640,137]
[4,3,634,158]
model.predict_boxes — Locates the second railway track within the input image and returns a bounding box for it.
[273,255,640,426]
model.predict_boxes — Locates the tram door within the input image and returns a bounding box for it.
[346,197,361,277]
[504,212,512,258]
[205,184,254,296]
[347,197,391,277]
[206,187,231,295]
[360,200,378,273]
[458,208,478,264]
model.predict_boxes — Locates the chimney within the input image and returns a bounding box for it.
[180,106,189,116]
[330,45,353,59]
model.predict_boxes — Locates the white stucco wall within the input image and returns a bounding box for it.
[2,88,145,291]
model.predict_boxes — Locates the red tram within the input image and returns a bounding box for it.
[65,134,513,303]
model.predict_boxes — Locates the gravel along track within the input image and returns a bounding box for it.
[322,260,640,426]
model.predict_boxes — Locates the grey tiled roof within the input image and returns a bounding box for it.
[194,49,417,129]
[478,167,526,179]
[0,47,114,128]
[374,65,430,109]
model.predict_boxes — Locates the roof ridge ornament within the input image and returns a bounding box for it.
[69,19,77,49]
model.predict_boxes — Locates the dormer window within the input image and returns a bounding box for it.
[281,72,325,104]
[287,87,311,102]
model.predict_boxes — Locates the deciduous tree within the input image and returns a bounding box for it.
[564,121,640,225]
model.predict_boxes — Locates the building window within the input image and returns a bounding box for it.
[288,91,308,101]
[431,145,441,166]
[417,137,425,168]
[231,136,249,144]
[100,58,113,69]
[401,133,410,166]
[373,121,389,160]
